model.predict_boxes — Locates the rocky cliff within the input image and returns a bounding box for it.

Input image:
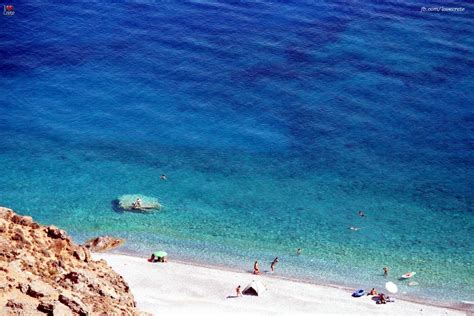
[0,207,145,315]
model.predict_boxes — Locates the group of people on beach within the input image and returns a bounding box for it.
[252,256,279,275]
[252,247,302,275]
[234,257,280,297]
[367,288,390,304]
[234,249,303,297]
[361,267,391,305]
[148,253,168,263]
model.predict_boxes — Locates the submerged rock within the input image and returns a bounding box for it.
[116,194,161,212]
[0,206,144,315]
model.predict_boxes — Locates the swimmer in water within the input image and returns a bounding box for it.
[160,174,167,180]
[349,226,360,231]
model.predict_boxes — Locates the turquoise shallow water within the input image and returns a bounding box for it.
[1,0,473,304]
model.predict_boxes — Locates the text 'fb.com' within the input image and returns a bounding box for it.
[420,6,465,13]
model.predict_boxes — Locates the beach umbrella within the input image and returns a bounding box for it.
[153,251,168,257]
[385,281,398,294]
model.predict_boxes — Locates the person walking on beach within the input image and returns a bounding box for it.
[270,257,279,273]
[253,260,260,275]
[236,285,242,297]
[383,266,389,276]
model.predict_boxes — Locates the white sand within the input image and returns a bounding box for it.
[94,253,464,316]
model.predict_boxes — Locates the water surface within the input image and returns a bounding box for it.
[1,0,473,303]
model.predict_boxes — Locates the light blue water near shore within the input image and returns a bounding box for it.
[1,1,473,303]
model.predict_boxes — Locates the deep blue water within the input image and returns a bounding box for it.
[1,0,473,303]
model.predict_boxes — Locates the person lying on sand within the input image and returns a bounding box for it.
[270,257,279,273]
[148,253,168,263]
[253,260,260,275]
[148,253,158,262]
[368,288,378,296]
[376,293,387,304]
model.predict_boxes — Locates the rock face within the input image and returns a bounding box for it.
[83,236,125,252]
[0,207,145,315]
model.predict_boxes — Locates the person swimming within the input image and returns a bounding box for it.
[349,226,360,231]
[383,266,389,276]
[160,174,167,180]
[358,211,365,217]
[296,248,302,256]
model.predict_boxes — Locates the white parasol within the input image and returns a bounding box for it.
[385,281,398,294]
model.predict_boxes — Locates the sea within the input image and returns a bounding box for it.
[0,0,473,305]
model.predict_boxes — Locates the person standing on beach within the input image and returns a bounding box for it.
[253,260,260,275]
[236,285,242,297]
[270,257,279,273]
[383,266,389,276]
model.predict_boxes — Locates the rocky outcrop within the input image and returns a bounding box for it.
[83,236,124,252]
[0,207,145,315]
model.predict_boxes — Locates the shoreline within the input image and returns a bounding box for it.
[108,249,471,312]
[96,251,471,315]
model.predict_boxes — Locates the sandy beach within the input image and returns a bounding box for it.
[93,253,466,315]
